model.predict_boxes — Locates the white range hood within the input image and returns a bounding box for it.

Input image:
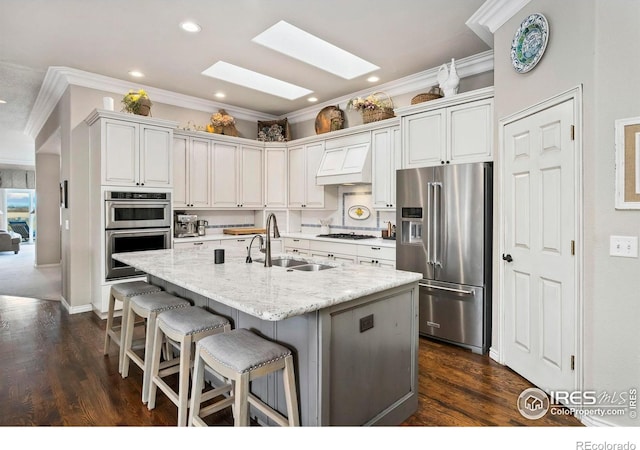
[316,133,371,185]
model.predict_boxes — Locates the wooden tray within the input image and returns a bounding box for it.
[223,228,266,235]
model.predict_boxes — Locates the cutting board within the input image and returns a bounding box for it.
[223,227,266,235]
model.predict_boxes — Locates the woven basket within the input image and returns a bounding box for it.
[362,92,395,124]
[411,92,442,105]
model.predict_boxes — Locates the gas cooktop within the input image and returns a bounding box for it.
[316,233,377,240]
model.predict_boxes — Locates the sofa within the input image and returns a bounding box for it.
[0,229,20,254]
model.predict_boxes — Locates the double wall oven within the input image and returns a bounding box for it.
[104,191,172,280]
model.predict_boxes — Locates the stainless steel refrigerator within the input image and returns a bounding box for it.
[396,162,492,354]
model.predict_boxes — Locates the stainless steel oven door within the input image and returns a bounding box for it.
[105,228,171,280]
[105,200,171,229]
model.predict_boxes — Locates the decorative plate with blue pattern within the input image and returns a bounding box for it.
[510,13,549,73]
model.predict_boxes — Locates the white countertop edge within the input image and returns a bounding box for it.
[173,232,396,248]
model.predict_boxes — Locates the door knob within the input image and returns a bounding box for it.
[502,253,513,263]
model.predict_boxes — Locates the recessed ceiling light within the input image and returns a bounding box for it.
[367,76,380,83]
[0,99,6,104]
[307,97,318,102]
[202,61,312,100]
[180,21,201,33]
[214,92,226,99]
[252,20,379,80]
[128,70,144,78]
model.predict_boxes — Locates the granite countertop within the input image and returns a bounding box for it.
[174,232,396,248]
[112,247,419,321]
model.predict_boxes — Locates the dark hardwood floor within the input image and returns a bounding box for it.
[0,295,582,427]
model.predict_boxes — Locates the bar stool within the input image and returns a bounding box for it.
[103,281,162,373]
[188,328,300,427]
[121,291,190,404]
[147,306,231,426]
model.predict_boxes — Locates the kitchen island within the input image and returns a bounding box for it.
[113,246,421,426]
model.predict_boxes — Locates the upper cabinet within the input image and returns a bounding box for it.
[86,111,177,188]
[371,125,401,210]
[264,144,288,208]
[397,87,494,168]
[211,141,263,209]
[288,141,337,209]
[173,134,210,208]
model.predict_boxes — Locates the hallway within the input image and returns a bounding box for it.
[0,242,61,301]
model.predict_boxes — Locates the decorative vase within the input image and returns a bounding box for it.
[137,98,152,116]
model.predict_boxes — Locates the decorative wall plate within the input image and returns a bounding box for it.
[348,205,370,220]
[510,13,549,73]
[315,106,344,134]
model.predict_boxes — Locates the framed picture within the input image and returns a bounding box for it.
[257,118,291,142]
[615,117,640,209]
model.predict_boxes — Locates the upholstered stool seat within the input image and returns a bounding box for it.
[121,291,190,404]
[103,281,162,373]
[188,328,299,427]
[147,306,231,426]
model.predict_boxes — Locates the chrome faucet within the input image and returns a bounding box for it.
[264,213,281,267]
[245,234,264,263]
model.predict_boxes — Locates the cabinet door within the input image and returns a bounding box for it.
[264,146,288,207]
[402,109,446,168]
[103,120,138,186]
[288,145,305,207]
[240,145,263,208]
[140,125,172,187]
[304,142,325,208]
[372,127,393,209]
[172,136,189,207]
[211,142,239,207]
[447,99,493,163]
[189,138,211,207]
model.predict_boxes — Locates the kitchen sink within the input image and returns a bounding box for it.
[290,263,334,271]
[254,257,308,268]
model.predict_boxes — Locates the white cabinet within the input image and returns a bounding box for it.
[283,237,310,256]
[399,88,494,168]
[211,142,263,208]
[288,142,337,209]
[173,239,221,249]
[371,126,401,209]
[264,145,288,208]
[173,135,210,208]
[101,119,173,187]
[357,245,396,268]
[309,240,357,264]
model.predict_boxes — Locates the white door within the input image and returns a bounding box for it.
[240,145,263,208]
[189,138,211,207]
[503,98,577,396]
[211,142,239,207]
[304,142,325,208]
[140,125,172,187]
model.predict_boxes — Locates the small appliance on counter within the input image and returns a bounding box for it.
[197,219,208,236]
[175,214,199,238]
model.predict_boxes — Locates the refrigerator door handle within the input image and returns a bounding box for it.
[432,182,442,267]
[426,182,433,265]
[418,282,475,295]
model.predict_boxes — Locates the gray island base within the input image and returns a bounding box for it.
[113,247,421,426]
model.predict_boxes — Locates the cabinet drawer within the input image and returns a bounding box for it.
[173,240,220,249]
[284,238,310,250]
[309,240,357,256]
[357,245,395,260]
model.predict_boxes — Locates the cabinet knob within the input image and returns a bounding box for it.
[446,161,450,164]
[441,161,445,165]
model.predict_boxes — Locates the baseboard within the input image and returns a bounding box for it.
[34,262,61,268]
[489,346,501,363]
[60,296,93,315]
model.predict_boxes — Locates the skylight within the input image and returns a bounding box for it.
[252,20,379,80]
[201,61,313,100]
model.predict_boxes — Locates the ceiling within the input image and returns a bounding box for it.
[0,0,490,143]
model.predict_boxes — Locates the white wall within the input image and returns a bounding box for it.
[0,130,34,167]
[493,0,639,426]
[34,152,61,266]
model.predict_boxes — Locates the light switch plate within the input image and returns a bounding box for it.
[609,236,638,258]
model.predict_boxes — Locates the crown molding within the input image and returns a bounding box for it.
[25,67,277,139]
[26,49,494,138]
[466,0,533,47]
[283,50,494,124]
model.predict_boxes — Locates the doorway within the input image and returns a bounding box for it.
[498,87,583,399]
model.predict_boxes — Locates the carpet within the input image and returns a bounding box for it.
[0,243,61,301]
